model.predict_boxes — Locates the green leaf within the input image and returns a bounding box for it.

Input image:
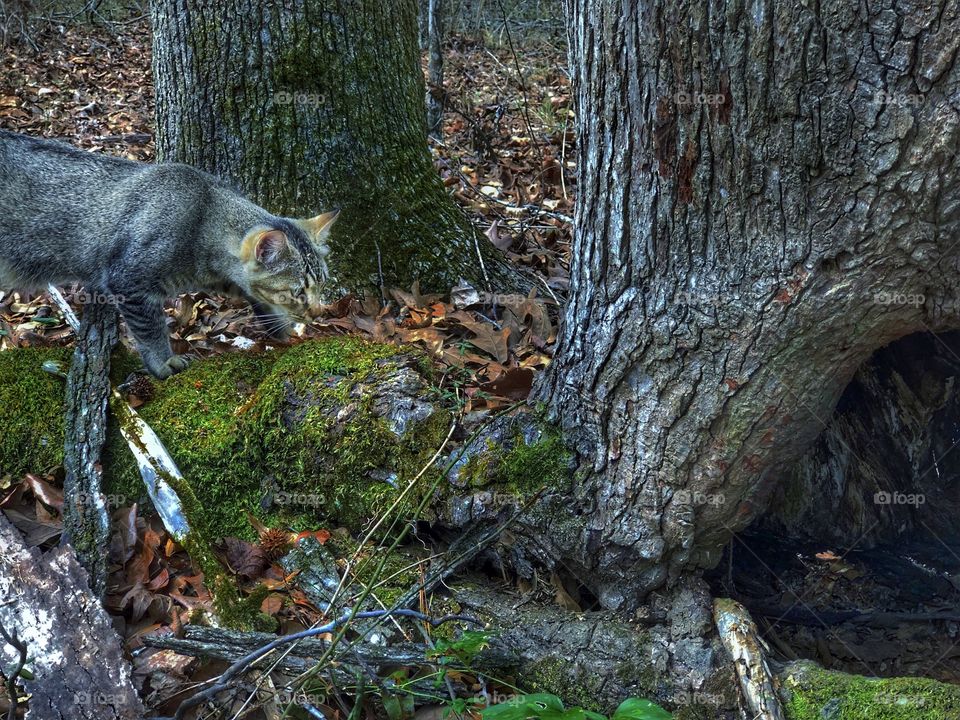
[383,694,405,720]
[432,630,493,665]
[481,701,531,720]
[523,695,566,712]
[611,698,672,720]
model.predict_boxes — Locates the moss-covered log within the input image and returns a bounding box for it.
[779,661,960,720]
[106,338,454,539]
[61,300,119,597]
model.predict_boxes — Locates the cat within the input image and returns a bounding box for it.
[0,129,337,378]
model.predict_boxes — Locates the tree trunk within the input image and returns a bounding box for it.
[150,0,521,293]
[537,0,960,609]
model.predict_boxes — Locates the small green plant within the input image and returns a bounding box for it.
[481,694,672,720]
[431,630,493,666]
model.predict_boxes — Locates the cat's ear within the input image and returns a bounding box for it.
[243,228,290,266]
[298,210,340,242]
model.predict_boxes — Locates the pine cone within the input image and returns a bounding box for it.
[259,527,293,560]
[126,374,156,403]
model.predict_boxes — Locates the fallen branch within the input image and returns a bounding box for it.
[713,597,785,720]
[159,609,480,720]
[46,287,190,543]
[144,625,517,671]
[49,285,118,596]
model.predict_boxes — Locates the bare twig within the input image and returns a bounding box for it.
[454,169,572,224]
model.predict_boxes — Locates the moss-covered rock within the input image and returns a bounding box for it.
[102,337,454,539]
[780,661,960,719]
[0,338,454,541]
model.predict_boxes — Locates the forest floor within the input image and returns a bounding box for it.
[0,14,572,411]
[4,8,958,716]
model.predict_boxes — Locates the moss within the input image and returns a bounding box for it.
[457,420,573,497]
[496,425,572,496]
[0,347,71,479]
[781,661,960,719]
[518,657,606,713]
[103,349,280,539]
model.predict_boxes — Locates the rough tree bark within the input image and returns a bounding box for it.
[536,0,960,609]
[0,512,144,720]
[60,300,119,597]
[150,0,520,293]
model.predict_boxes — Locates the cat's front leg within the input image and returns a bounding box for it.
[116,291,190,379]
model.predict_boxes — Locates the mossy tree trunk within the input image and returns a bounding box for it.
[536,0,960,609]
[150,0,520,293]
[61,301,119,597]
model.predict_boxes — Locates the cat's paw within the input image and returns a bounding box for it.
[153,355,191,379]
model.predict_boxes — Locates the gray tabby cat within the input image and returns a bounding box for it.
[0,130,336,378]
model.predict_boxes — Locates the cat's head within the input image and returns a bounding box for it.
[240,210,338,326]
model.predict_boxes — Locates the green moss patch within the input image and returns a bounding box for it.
[0,338,453,544]
[0,346,71,479]
[781,661,960,719]
[454,418,573,498]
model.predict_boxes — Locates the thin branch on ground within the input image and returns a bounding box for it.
[162,609,479,720]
